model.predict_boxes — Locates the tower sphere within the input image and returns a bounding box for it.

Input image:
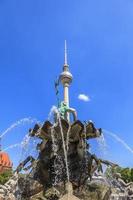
[60,70,73,86]
[59,65,73,86]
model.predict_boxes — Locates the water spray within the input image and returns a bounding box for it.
[103,129,133,155]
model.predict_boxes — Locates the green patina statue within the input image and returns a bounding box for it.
[58,101,77,122]
[58,101,69,119]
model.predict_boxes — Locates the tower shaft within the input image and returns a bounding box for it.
[64,83,69,107]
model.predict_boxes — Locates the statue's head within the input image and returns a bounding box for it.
[63,101,67,107]
[59,101,67,108]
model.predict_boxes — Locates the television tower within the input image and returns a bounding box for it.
[59,40,73,107]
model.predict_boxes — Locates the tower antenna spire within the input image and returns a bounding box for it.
[64,40,68,65]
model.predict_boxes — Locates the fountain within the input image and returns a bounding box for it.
[0,42,132,200]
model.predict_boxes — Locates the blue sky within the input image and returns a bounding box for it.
[0,0,133,168]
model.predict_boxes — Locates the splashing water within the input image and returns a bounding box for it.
[83,124,88,168]
[49,106,59,157]
[2,143,21,151]
[0,118,37,138]
[103,129,133,155]
[2,134,31,155]
[46,105,71,185]
[58,113,70,183]
[48,105,58,122]
[51,125,60,186]
[49,105,70,187]
[0,134,32,170]
[51,126,58,156]
[97,134,107,156]
[19,133,40,164]
[19,134,32,162]
[21,134,31,148]
[66,124,71,152]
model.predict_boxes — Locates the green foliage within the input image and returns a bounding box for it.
[105,166,133,183]
[120,168,131,183]
[0,170,13,185]
[130,168,133,181]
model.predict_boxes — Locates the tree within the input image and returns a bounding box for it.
[0,170,13,185]
[120,168,131,183]
[105,166,133,183]
[130,168,133,182]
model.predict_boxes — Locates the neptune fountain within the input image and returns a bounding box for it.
[0,42,132,200]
